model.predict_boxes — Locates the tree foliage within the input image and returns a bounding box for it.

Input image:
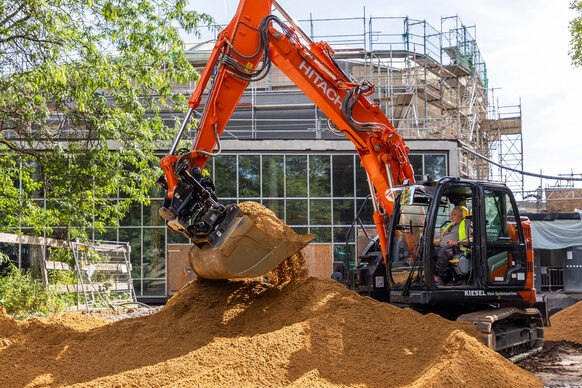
[571,0,582,66]
[0,0,212,238]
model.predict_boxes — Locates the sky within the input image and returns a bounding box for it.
[186,0,582,191]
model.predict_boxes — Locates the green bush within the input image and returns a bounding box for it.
[0,254,67,319]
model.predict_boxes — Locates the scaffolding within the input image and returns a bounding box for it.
[182,11,524,187]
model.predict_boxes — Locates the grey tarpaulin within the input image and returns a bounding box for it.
[530,220,582,250]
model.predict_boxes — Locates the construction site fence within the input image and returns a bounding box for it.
[540,266,564,292]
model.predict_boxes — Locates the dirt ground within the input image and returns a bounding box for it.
[518,299,582,386]
[518,341,582,387]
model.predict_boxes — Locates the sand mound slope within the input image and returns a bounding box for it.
[546,300,582,344]
[0,277,540,387]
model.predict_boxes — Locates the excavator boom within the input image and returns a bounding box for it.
[158,0,414,279]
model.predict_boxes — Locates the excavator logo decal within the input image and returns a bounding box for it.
[299,60,342,108]
[464,290,486,296]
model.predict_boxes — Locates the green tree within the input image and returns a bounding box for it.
[571,0,582,66]
[0,0,212,238]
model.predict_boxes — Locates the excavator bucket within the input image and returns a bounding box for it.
[189,204,313,279]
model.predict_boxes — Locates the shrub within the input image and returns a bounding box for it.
[0,253,67,319]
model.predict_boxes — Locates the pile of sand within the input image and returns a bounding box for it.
[0,201,541,386]
[545,300,582,344]
[0,277,541,387]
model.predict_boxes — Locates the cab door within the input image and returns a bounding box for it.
[479,187,528,287]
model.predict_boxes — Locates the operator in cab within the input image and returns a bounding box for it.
[433,206,472,285]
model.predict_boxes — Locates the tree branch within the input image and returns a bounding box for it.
[0,3,26,28]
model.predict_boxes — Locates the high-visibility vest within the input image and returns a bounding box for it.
[441,218,470,252]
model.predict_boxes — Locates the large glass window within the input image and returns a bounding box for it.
[409,153,447,181]
[11,150,448,298]
[286,155,307,197]
[262,155,284,197]
[238,155,260,197]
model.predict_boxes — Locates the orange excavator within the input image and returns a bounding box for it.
[157,0,547,360]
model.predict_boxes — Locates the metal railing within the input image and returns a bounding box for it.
[540,266,564,292]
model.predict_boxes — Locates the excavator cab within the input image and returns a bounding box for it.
[384,178,532,296]
[354,177,535,305]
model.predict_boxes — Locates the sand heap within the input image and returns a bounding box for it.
[0,277,541,387]
[0,201,541,387]
[545,300,582,344]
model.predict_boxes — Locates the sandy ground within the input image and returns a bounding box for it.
[0,202,545,387]
[0,276,542,387]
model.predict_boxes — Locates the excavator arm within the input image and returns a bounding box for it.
[158,0,415,278]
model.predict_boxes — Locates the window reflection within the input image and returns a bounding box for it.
[119,228,141,279]
[309,155,330,197]
[311,227,331,242]
[310,199,331,225]
[333,155,354,197]
[214,155,237,197]
[356,199,374,225]
[355,164,369,197]
[143,279,165,296]
[142,228,165,278]
[424,155,446,179]
[263,199,284,219]
[334,244,355,264]
[286,155,307,197]
[120,201,140,227]
[333,199,354,225]
[408,153,447,181]
[239,155,260,197]
[262,155,284,197]
[286,199,307,225]
[408,154,423,181]
[143,200,164,227]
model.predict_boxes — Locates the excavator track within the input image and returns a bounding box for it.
[457,307,544,362]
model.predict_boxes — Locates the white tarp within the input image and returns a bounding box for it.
[530,219,582,250]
